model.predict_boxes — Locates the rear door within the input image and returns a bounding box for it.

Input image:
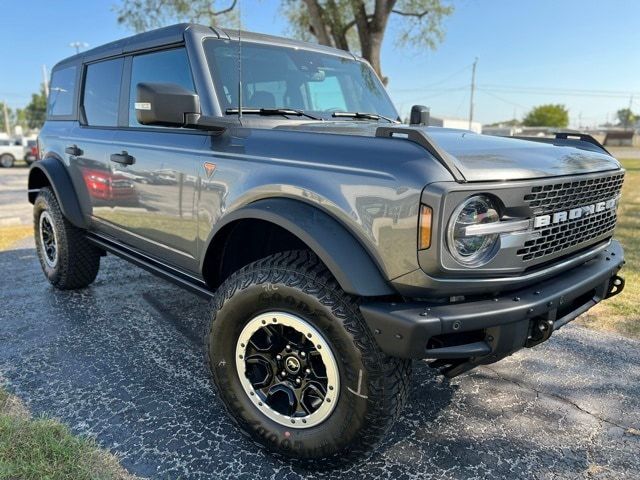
[106,47,207,272]
[65,58,124,221]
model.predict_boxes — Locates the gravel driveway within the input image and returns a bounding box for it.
[0,240,639,479]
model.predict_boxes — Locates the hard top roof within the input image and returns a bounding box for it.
[52,23,356,71]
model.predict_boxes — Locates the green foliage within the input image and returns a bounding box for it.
[115,0,453,82]
[24,86,47,130]
[0,388,137,480]
[284,0,453,52]
[522,104,569,128]
[616,108,636,128]
[115,0,237,32]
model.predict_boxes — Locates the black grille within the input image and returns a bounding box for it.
[523,172,624,214]
[517,172,624,262]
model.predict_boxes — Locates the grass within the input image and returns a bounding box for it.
[578,158,640,338]
[0,388,138,480]
[0,225,33,250]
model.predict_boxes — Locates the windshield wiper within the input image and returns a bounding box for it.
[225,108,322,121]
[331,111,398,123]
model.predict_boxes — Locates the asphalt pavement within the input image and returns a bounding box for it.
[0,237,638,479]
[0,164,32,226]
[1,163,639,479]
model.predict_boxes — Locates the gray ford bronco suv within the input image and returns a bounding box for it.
[31,23,625,462]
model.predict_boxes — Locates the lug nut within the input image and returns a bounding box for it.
[296,378,301,385]
[300,352,306,358]
[281,371,287,377]
[276,354,282,360]
[305,368,311,374]
[286,345,292,352]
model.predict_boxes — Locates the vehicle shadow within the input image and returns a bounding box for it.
[1,248,638,479]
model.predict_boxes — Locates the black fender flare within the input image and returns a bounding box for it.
[28,157,88,229]
[203,198,395,297]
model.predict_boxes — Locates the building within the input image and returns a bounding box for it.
[428,116,482,134]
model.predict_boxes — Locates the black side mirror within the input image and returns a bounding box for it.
[410,105,430,126]
[135,82,200,127]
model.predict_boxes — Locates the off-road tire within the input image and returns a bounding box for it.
[34,187,101,289]
[207,250,411,464]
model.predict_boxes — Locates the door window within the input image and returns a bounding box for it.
[128,48,195,127]
[83,58,123,127]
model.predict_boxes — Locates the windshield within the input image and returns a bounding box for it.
[203,39,399,120]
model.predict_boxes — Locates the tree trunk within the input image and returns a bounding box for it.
[367,32,386,84]
[302,0,334,46]
[368,0,396,84]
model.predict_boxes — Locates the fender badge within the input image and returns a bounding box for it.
[203,162,216,178]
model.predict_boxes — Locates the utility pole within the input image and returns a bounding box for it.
[3,101,10,136]
[468,57,478,130]
[42,64,49,97]
[624,95,633,130]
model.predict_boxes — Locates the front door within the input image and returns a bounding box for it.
[96,47,205,272]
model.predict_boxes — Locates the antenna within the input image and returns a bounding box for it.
[237,0,243,122]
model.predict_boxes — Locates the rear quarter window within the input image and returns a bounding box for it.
[47,66,77,118]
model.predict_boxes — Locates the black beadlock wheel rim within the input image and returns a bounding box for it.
[235,312,339,428]
[38,210,58,268]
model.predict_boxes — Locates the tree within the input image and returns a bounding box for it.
[616,108,636,129]
[24,86,47,130]
[115,0,453,83]
[522,104,569,128]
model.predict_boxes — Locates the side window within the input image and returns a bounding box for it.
[129,48,194,127]
[83,58,123,127]
[307,76,347,111]
[47,66,77,117]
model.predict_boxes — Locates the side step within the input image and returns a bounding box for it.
[87,233,215,300]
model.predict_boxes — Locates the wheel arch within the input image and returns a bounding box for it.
[28,156,87,229]
[201,198,395,297]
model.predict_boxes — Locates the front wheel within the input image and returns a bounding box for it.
[207,250,411,463]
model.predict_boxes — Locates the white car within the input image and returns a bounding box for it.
[0,138,24,167]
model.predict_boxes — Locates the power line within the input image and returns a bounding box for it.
[387,62,473,94]
[478,84,639,99]
[477,88,529,110]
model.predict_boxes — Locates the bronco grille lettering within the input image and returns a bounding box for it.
[533,197,618,229]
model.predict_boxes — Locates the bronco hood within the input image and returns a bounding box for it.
[277,122,621,182]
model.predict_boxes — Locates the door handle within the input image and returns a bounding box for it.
[110,151,135,165]
[65,144,83,156]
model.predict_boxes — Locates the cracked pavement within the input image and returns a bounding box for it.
[0,240,639,479]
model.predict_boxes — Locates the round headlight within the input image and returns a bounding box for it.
[447,195,500,266]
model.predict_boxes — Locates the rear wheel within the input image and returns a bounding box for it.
[34,187,101,289]
[0,154,14,168]
[208,250,411,463]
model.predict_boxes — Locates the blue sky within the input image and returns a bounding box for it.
[1,0,638,126]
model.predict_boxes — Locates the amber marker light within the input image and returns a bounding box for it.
[418,205,432,250]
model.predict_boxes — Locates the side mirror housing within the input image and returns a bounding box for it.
[135,82,200,127]
[410,105,430,126]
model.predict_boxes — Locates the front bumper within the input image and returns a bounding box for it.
[360,240,625,377]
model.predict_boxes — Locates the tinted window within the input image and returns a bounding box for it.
[48,66,76,117]
[204,40,398,120]
[83,58,123,127]
[129,48,194,127]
